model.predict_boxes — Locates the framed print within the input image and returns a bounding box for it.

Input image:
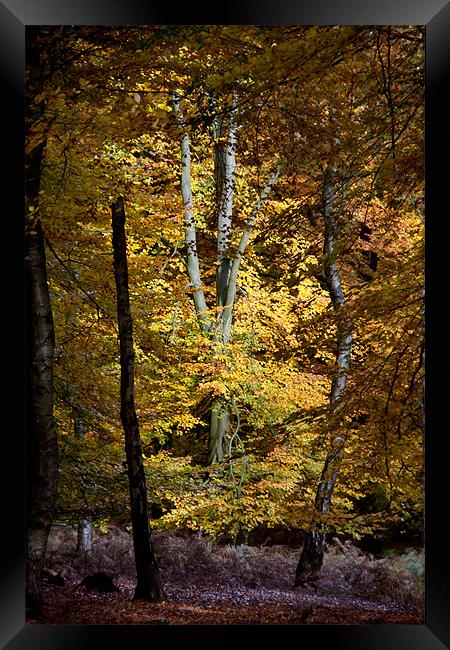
[2,0,448,647]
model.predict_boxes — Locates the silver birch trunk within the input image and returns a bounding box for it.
[171,91,210,334]
[214,98,237,314]
[214,99,236,263]
[221,166,281,343]
[77,519,92,557]
[208,166,281,463]
[207,99,237,463]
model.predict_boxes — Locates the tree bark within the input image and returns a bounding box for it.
[221,166,281,343]
[76,519,92,557]
[213,98,236,263]
[208,400,230,464]
[73,409,92,558]
[26,220,59,618]
[295,167,352,587]
[171,91,210,333]
[25,27,59,619]
[213,96,237,318]
[207,102,237,463]
[111,197,165,602]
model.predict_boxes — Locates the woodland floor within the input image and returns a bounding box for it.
[30,525,424,625]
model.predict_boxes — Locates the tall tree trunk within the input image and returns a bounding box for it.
[208,165,280,465]
[171,91,210,334]
[111,197,165,602]
[295,168,352,587]
[214,96,237,319]
[221,166,281,344]
[25,27,59,619]
[172,91,226,463]
[207,101,237,463]
[26,220,59,618]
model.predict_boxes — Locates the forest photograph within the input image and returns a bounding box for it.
[25,24,425,626]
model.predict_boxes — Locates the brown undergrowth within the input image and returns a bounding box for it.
[35,524,424,625]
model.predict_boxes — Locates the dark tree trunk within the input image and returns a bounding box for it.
[295,168,352,587]
[295,530,326,585]
[294,436,346,585]
[26,221,59,618]
[111,197,165,602]
[25,27,59,619]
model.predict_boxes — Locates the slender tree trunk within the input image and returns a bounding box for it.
[25,27,59,619]
[214,96,237,319]
[76,519,92,556]
[26,220,59,618]
[111,197,165,602]
[295,168,352,587]
[171,91,210,333]
[221,166,281,343]
[73,409,92,558]
[207,101,237,463]
[208,166,281,465]
[172,91,228,463]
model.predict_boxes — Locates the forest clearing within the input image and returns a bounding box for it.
[25,25,424,626]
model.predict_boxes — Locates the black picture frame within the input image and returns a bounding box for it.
[3,0,449,647]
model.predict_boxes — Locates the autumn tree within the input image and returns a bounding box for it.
[289,27,424,581]
[31,25,424,567]
[294,151,353,583]
[170,84,282,464]
[111,197,165,601]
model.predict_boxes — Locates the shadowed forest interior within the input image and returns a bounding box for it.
[26,24,424,625]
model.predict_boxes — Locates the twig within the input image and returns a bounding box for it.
[45,236,109,323]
